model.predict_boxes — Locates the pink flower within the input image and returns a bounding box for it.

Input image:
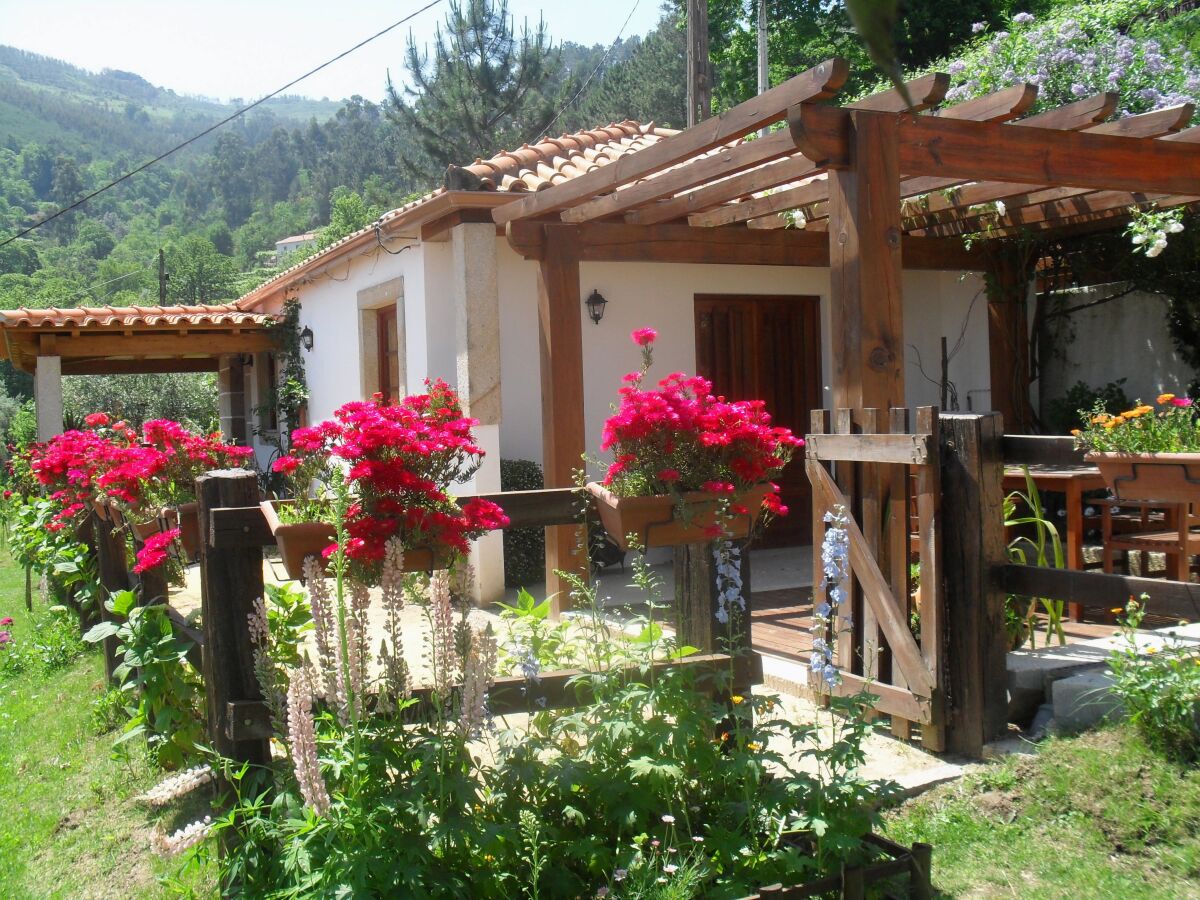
[1172,397,1194,407]
[134,528,181,573]
[0,631,11,644]
[631,327,658,347]
[657,468,681,483]
[84,412,111,428]
[0,616,12,626]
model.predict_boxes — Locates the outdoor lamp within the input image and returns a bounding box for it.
[585,289,608,325]
[300,325,315,351]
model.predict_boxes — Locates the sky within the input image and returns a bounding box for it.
[0,0,665,104]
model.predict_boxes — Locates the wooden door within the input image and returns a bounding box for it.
[695,294,821,545]
[377,305,400,402]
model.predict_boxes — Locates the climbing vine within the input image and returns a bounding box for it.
[263,297,309,450]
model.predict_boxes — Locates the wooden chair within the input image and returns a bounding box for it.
[1101,499,1200,583]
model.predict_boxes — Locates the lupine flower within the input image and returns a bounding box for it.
[155,817,212,855]
[304,557,347,723]
[431,572,460,694]
[459,625,497,737]
[378,537,409,702]
[286,666,331,815]
[811,506,851,690]
[139,765,214,806]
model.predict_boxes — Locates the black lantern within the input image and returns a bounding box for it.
[585,289,607,325]
[300,325,315,351]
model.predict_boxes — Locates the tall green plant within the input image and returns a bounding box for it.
[1004,467,1067,648]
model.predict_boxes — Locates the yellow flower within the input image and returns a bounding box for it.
[1146,646,1158,654]
[747,741,762,751]
[731,695,745,705]
[1158,393,1176,405]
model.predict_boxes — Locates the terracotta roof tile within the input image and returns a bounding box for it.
[0,304,276,329]
[235,120,678,309]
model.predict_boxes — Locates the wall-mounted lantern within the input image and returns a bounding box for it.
[300,325,315,351]
[585,289,608,325]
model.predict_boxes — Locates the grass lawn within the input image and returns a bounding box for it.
[0,556,216,899]
[884,727,1200,898]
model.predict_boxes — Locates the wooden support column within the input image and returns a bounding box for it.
[197,469,270,769]
[940,413,1007,757]
[825,111,905,411]
[537,228,587,613]
[984,243,1037,433]
[91,508,129,681]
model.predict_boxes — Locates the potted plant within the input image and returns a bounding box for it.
[587,328,801,549]
[1075,393,1200,503]
[268,381,509,581]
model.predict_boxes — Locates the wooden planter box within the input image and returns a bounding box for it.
[131,507,178,542]
[177,501,200,560]
[261,500,455,581]
[741,833,932,899]
[1086,451,1200,504]
[586,481,771,550]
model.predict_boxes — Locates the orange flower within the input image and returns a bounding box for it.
[1091,414,1111,424]
[1120,408,1144,419]
[1103,416,1125,429]
[1070,428,1082,436]
[1157,393,1176,405]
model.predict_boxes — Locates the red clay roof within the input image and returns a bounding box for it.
[0,304,276,329]
[236,121,676,310]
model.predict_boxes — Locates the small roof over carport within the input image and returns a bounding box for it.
[0,304,279,375]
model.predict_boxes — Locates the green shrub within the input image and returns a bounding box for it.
[500,458,545,588]
[1108,597,1200,762]
[1043,379,1131,435]
[0,605,84,680]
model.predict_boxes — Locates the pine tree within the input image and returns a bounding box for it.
[386,0,568,184]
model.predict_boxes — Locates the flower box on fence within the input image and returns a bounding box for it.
[741,832,933,899]
[132,506,179,543]
[261,500,454,581]
[585,482,772,550]
[1085,451,1200,504]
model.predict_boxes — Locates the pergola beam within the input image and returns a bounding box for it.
[494,58,849,226]
[561,73,950,225]
[647,82,1034,230]
[791,106,1200,195]
[60,357,222,376]
[689,83,1046,229]
[505,220,984,271]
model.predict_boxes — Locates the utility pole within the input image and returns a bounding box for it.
[158,248,168,304]
[757,0,769,136]
[686,0,711,127]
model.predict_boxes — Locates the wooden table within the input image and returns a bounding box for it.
[1003,465,1107,570]
[1004,465,1108,619]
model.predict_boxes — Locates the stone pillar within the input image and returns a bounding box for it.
[34,355,63,441]
[217,355,248,445]
[451,222,504,604]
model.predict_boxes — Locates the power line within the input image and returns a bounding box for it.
[0,0,444,250]
[531,0,642,143]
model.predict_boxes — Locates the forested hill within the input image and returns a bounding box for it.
[0,46,344,159]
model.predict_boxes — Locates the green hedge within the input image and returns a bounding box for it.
[499,458,545,588]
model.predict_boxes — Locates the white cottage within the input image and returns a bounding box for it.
[233,120,990,603]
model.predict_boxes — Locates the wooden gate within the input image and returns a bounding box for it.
[806,407,945,750]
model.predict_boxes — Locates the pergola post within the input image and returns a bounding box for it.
[984,243,1038,433]
[451,221,505,604]
[217,354,248,445]
[825,110,905,410]
[34,353,63,441]
[536,227,587,613]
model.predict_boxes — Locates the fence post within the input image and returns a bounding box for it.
[197,469,270,768]
[91,508,130,681]
[939,413,1007,756]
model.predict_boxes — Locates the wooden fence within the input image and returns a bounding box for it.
[804,408,1009,756]
[83,470,763,770]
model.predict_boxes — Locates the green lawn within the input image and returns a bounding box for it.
[884,727,1200,898]
[0,557,216,899]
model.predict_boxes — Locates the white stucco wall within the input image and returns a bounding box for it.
[493,241,989,469]
[1039,286,1193,410]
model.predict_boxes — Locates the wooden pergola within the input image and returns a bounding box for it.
[492,59,1200,592]
[0,305,278,441]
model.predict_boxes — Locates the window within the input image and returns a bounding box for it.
[377,304,400,401]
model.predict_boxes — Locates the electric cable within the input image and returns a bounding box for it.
[0,0,444,249]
